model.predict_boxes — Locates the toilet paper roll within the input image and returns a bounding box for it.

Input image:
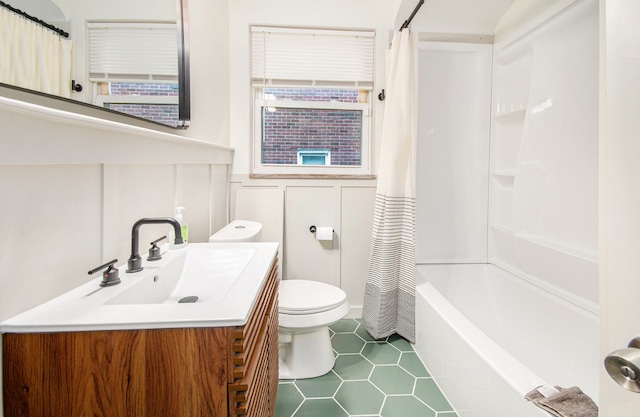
[315,227,333,241]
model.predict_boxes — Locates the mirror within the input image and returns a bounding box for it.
[0,0,190,129]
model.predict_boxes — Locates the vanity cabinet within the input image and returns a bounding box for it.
[3,259,279,417]
[229,257,279,417]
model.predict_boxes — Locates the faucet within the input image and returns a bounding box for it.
[127,217,184,273]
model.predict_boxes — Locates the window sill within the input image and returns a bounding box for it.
[249,173,376,180]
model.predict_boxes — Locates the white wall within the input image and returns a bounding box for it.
[494,0,576,42]
[226,0,395,316]
[182,0,230,142]
[0,161,230,317]
[228,179,377,318]
[415,41,493,264]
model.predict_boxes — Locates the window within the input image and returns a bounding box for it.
[251,27,375,176]
[87,23,180,127]
[259,87,367,166]
[298,149,331,166]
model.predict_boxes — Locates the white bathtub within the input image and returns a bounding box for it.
[415,264,599,417]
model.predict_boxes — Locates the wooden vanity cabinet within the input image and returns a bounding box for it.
[3,259,279,417]
[228,257,279,417]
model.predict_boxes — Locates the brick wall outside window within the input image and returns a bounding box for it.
[266,88,358,103]
[261,88,363,166]
[108,103,179,127]
[106,82,179,127]
[110,83,179,96]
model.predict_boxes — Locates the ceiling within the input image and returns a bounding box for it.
[9,0,66,21]
[394,0,517,34]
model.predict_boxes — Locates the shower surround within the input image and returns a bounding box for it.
[412,0,599,416]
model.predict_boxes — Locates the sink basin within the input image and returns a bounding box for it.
[0,242,279,332]
[105,247,256,305]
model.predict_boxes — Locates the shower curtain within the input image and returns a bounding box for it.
[0,7,72,98]
[363,29,418,343]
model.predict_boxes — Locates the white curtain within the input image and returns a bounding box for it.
[0,7,72,98]
[363,29,418,343]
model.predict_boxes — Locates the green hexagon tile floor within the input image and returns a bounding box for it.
[275,319,459,417]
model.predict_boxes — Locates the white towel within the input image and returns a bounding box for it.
[525,386,598,417]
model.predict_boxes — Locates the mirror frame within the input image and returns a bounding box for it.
[0,0,191,130]
[176,0,190,129]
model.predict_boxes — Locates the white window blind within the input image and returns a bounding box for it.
[251,26,375,89]
[88,23,178,82]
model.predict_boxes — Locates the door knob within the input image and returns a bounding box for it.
[605,337,640,392]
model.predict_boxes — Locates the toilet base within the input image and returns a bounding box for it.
[279,327,335,379]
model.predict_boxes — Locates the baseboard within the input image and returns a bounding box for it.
[345,306,362,319]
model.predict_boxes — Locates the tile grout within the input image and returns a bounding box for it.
[274,318,458,417]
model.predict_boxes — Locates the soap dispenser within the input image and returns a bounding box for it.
[169,207,188,247]
[174,206,188,244]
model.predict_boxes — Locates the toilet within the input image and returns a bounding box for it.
[210,219,350,379]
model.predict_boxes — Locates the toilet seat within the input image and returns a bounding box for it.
[279,280,347,315]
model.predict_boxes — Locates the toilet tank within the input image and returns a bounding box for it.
[209,220,262,242]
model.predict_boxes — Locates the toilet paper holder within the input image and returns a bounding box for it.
[605,337,640,393]
[309,225,333,234]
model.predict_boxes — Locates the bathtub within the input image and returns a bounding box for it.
[414,264,599,417]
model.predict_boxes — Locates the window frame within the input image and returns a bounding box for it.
[250,26,375,178]
[95,93,179,107]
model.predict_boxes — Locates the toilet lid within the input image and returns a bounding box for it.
[279,280,347,315]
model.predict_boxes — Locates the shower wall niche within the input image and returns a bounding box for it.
[488,0,599,310]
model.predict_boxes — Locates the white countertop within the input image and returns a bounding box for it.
[0,242,279,333]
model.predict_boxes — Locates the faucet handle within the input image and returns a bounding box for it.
[147,235,167,261]
[88,259,121,287]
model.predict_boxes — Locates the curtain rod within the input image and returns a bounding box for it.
[400,0,425,31]
[0,1,69,38]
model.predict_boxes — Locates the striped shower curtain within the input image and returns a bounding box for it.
[363,29,418,343]
[0,7,72,98]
